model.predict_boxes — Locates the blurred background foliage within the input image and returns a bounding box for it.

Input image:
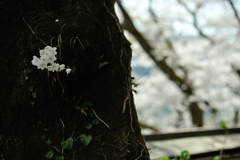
[115,0,240,133]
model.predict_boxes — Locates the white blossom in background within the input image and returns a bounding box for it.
[31,46,71,74]
[118,0,240,133]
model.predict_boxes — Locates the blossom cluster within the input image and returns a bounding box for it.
[31,46,71,74]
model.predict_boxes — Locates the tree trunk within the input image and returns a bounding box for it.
[0,0,149,159]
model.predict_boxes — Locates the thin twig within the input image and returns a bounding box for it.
[135,141,144,160]
[122,96,129,113]
[19,1,47,46]
[135,147,144,160]
[93,138,121,149]
[56,72,68,100]
[129,103,134,132]
[43,139,61,153]
[47,71,65,140]
[100,143,107,160]
[49,145,61,153]
[91,108,111,129]
[136,140,150,160]
[62,126,76,154]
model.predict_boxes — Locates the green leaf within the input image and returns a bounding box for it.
[132,89,138,94]
[181,150,190,160]
[28,86,33,92]
[85,124,93,129]
[102,61,109,66]
[60,138,73,150]
[213,155,220,160]
[92,119,99,125]
[81,101,92,107]
[162,156,170,160]
[52,77,57,86]
[220,120,228,129]
[30,102,35,105]
[79,134,92,147]
[156,158,162,160]
[56,156,64,160]
[174,155,181,160]
[132,82,139,87]
[41,135,46,140]
[32,93,37,98]
[25,76,28,80]
[72,66,76,71]
[80,108,87,116]
[82,106,88,110]
[46,139,52,145]
[45,151,54,159]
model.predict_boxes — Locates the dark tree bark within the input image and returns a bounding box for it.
[0,0,149,159]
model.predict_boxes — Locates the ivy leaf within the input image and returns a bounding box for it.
[81,101,92,107]
[60,138,73,150]
[72,66,76,71]
[82,106,88,110]
[79,134,92,147]
[45,151,54,159]
[56,156,64,160]
[85,124,93,129]
[80,108,87,116]
[181,150,190,160]
[28,86,33,92]
[92,119,99,125]
[102,61,109,66]
[32,93,37,98]
[46,139,52,145]
[41,135,46,140]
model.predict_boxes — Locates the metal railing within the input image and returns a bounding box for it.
[144,127,240,141]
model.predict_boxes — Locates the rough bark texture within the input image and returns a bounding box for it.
[0,0,149,159]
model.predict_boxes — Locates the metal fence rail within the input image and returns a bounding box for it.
[144,127,240,141]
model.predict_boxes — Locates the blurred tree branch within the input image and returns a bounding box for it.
[177,0,214,44]
[116,0,217,127]
[148,0,158,23]
[116,0,193,96]
[228,0,240,28]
